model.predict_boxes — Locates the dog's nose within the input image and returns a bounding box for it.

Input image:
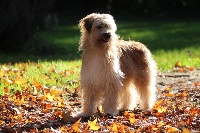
[103,32,111,38]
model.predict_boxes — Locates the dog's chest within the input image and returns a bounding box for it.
[82,56,114,83]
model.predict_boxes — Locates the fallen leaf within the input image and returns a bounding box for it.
[88,118,100,130]
[182,127,190,133]
[108,122,118,132]
[72,118,81,132]
[174,61,180,68]
[164,92,174,97]
[129,113,135,124]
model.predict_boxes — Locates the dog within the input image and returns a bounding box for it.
[77,13,157,117]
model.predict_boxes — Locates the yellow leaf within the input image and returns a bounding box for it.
[167,126,179,132]
[165,87,172,91]
[45,93,54,102]
[182,127,190,133]
[129,113,135,124]
[124,111,129,116]
[154,100,163,107]
[158,121,165,127]
[157,106,167,113]
[97,104,103,113]
[88,118,100,131]
[14,78,26,85]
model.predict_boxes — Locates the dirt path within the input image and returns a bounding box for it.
[157,68,200,107]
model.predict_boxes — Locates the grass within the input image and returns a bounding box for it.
[0,15,199,94]
[115,18,200,71]
[37,16,200,71]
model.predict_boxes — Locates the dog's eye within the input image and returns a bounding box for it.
[96,25,103,29]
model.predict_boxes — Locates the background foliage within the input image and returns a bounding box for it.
[0,0,199,54]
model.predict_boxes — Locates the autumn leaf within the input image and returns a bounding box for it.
[164,92,174,97]
[182,127,190,133]
[157,121,166,127]
[189,67,194,71]
[108,122,118,132]
[193,82,200,86]
[14,78,26,85]
[157,106,167,113]
[174,61,180,68]
[97,104,103,113]
[181,91,188,97]
[166,126,180,132]
[129,113,135,124]
[65,70,74,76]
[165,85,172,91]
[88,118,100,131]
[45,92,54,102]
[72,118,81,132]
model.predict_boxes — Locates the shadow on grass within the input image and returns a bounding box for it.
[0,15,199,64]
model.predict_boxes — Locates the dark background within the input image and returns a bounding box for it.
[0,0,199,54]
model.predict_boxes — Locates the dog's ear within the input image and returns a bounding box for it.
[79,15,95,33]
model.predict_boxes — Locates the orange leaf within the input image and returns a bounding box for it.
[164,92,174,97]
[189,67,194,71]
[4,87,9,93]
[118,124,125,133]
[44,102,52,109]
[174,61,180,68]
[154,100,163,107]
[165,86,172,91]
[72,118,81,132]
[193,82,200,86]
[33,79,43,90]
[181,91,188,97]
[108,122,118,132]
[65,70,74,76]
[49,67,56,73]
[88,118,100,131]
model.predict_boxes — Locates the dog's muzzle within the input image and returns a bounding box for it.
[101,32,111,42]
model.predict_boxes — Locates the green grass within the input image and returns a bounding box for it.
[37,17,200,71]
[115,18,200,71]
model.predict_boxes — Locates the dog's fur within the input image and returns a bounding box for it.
[78,13,157,116]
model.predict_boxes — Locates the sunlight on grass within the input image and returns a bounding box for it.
[37,18,200,72]
[0,60,81,95]
[154,47,200,71]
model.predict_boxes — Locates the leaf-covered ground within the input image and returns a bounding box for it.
[0,63,200,133]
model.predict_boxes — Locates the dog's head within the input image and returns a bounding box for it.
[79,13,118,50]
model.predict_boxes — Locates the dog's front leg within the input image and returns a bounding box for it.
[102,79,121,116]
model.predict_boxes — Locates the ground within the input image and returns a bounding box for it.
[0,66,199,132]
[157,68,200,108]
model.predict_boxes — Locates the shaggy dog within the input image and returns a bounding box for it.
[77,13,157,117]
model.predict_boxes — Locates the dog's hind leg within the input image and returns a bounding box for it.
[134,70,156,110]
[119,79,137,111]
